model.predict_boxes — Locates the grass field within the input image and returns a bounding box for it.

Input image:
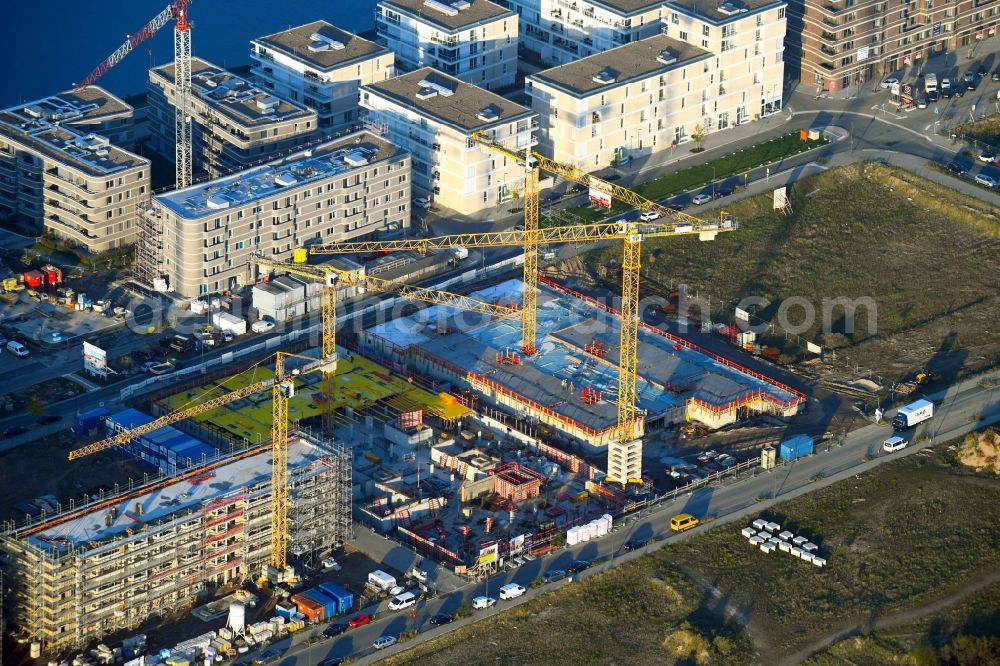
[156,354,469,442]
[585,162,1000,382]
[567,132,828,222]
[382,558,757,666]
[804,580,1000,665]
[953,113,1000,148]
[384,433,1000,665]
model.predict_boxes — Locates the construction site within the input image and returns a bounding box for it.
[0,432,350,654]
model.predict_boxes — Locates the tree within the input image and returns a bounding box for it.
[25,395,45,420]
[691,123,707,152]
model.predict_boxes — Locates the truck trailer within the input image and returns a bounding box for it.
[892,399,934,431]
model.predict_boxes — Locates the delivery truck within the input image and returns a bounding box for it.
[892,399,934,431]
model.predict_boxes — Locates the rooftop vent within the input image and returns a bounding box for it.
[274,172,298,187]
[256,96,280,112]
[477,103,502,122]
[717,1,748,15]
[416,86,438,100]
[23,106,44,119]
[74,134,111,151]
[206,194,231,210]
[417,77,456,97]
[592,68,618,85]
[308,32,346,51]
[424,0,465,15]
[343,150,369,167]
[657,48,678,65]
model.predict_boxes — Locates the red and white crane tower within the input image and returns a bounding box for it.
[75,0,193,189]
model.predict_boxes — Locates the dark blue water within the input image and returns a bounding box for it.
[2,1,378,107]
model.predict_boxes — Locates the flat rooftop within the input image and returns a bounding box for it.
[529,34,710,97]
[22,435,331,552]
[364,68,534,132]
[590,0,666,13]
[381,0,513,31]
[152,57,315,128]
[155,131,405,219]
[664,0,783,22]
[366,279,801,435]
[0,87,145,175]
[254,20,390,71]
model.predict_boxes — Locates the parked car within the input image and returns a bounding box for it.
[413,197,431,210]
[880,76,900,89]
[965,71,977,90]
[323,623,347,638]
[916,94,928,109]
[6,341,29,358]
[714,187,733,199]
[373,636,397,650]
[927,89,939,103]
[974,172,997,188]
[953,81,966,97]
[946,161,968,175]
[640,210,660,221]
[622,539,648,552]
[567,559,591,574]
[472,596,496,609]
[251,319,275,333]
[319,658,343,666]
[542,569,566,583]
[691,193,713,205]
[429,613,454,625]
[348,612,371,628]
[977,64,988,77]
[993,68,1000,82]
[978,149,996,163]
[670,513,701,532]
[883,436,908,453]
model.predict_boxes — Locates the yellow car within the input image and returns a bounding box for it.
[670,513,700,532]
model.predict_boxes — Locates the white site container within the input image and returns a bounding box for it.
[792,536,808,547]
[749,535,766,546]
[812,556,827,567]
[752,519,768,531]
[602,514,614,531]
[778,530,793,541]
[593,520,608,537]
[741,527,756,538]
[212,311,247,336]
[800,552,815,564]
[803,542,818,553]
[760,541,776,554]
[764,522,780,533]
[790,546,804,559]
[778,541,792,553]
[567,526,580,546]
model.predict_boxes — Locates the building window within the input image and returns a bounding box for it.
[679,31,688,41]
[778,7,785,18]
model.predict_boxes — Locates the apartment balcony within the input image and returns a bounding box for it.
[253,48,274,62]
[431,35,460,46]
[822,16,840,27]
[820,44,838,56]
[820,30,838,42]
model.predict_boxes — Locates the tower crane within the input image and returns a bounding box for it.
[68,351,325,583]
[248,257,518,434]
[75,0,192,188]
[308,218,732,483]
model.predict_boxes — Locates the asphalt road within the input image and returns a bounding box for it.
[251,371,999,666]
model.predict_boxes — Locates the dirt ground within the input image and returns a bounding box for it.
[581,163,1000,385]
[0,429,150,525]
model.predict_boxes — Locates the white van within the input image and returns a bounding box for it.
[6,341,29,358]
[499,583,526,600]
[883,436,908,453]
[387,591,418,611]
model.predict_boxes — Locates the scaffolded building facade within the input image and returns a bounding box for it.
[1,434,351,655]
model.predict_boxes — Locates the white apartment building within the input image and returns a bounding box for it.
[136,132,410,298]
[361,68,537,215]
[661,0,787,122]
[0,88,150,253]
[497,0,664,66]
[527,35,713,168]
[376,0,518,90]
[148,58,319,180]
[251,21,395,132]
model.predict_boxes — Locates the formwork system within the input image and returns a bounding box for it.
[362,278,805,452]
[0,434,350,655]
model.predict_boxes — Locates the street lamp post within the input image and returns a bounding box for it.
[711,166,716,198]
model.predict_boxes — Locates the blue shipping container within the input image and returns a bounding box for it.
[318,582,354,614]
[74,407,111,434]
[779,434,814,461]
[303,589,338,619]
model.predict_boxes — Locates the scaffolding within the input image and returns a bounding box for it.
[133,199,164,289]
[0,434,351,656]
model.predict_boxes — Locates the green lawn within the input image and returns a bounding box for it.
[569,132,828,222]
